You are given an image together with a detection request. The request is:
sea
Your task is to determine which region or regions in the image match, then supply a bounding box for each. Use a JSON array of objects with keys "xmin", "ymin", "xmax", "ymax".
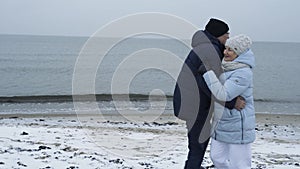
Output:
[{"xmin": 0, "ymin": 34, "xmax": 299, "ymax": 115}]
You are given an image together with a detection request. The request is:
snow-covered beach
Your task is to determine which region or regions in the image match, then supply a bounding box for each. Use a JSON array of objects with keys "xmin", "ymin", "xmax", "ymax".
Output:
[{"xmin": 0, "ymin": 113, "xmax": 299, "ymax": 169}]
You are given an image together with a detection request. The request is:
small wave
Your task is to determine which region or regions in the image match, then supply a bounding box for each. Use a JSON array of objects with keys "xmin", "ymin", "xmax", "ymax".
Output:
[
  {"xmin": 0, "ymin": 94, "xmax": 173, "ymax": 103},
  {"xmin": 1, "ymin": 94, "xmax": 298, "ymax": 104},
  {"xmin": 254, "ymin": 98, "xmax": 300, "ymax": 103}
]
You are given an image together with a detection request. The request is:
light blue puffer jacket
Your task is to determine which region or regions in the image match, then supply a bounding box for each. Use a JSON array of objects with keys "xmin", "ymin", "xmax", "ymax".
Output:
[{"xmin": 203, "ymin": 49, "xmax": 256, "ymax": 144}]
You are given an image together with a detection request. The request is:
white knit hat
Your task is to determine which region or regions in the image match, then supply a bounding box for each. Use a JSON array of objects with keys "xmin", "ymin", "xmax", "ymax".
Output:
[{"xmin": 225, "ymin": 34, "xmax": 252, "ymax": 55}]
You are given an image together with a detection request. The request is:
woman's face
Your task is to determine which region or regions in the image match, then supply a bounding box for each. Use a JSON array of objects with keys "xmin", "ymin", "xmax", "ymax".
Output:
[{"xmin": 223, "ymin": 47, "xmax": 238, "ymax": 61}]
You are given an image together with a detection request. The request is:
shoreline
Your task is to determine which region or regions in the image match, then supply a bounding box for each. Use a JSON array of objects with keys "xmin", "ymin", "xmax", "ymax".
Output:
[
  {"xmin": 0, "ymin": 111, "xmax": 300, "ymax": 118},
  {"xmin": 1, "ymin": 99, "xmax": 299, "ymax": 116},
  {"xmin": 0, "ymin": 113, "xmax": 299, "ymax": 169}
]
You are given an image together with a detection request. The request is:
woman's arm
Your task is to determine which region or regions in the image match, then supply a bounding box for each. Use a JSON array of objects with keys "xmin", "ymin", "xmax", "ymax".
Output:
[
  {"xmin": 196, "ymin": 74, "xmax": 237, "ymax": 109},
  {"xmin": 203, "ymin": 69, "xmax": 251, "ymax": 102}
]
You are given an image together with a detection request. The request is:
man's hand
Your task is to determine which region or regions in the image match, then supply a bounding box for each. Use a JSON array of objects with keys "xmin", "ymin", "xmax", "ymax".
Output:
[{"xmin": 235, "ymin": 96, "xmax": 246, "ymax": 111}]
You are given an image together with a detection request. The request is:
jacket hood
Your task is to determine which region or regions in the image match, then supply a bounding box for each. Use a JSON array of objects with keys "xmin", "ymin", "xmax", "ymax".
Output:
[
  {"xmin": 234, "ymin": 49, "xmax": 255, "ymax": 68},
  {"xmin": 191, "ymin": 30, "xmax": 220, "ymax": 48}
]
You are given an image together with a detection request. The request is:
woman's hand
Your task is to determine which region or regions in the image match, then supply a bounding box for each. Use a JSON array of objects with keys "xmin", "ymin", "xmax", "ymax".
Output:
[{"xmin": 198, "ymin": 64, "xmax": 207, "ymax": 75}]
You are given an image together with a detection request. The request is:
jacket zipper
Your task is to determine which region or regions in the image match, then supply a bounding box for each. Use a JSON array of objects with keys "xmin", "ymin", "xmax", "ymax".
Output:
[
  {"xmin": 214, "ymin": 120, "xmax": 220, "ymax": 141},
  {"xmin": 240, "ymin": 111, "xmax": 244, "ymax": 143}
]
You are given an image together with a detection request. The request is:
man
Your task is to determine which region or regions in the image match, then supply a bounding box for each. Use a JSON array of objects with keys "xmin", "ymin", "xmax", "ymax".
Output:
[{"xmin": 173, "ymin": 18, "xmax": 245, "ymax": 169}]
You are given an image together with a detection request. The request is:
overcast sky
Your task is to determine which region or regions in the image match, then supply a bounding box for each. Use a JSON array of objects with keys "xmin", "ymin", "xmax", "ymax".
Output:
[{"xmin": 1, "ymin": 0, "xmax": 300, "ymax": 42}]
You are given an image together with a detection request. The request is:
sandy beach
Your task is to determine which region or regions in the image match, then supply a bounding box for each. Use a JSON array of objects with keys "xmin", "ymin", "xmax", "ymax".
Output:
[{"xmin": 0, "ymin": 113, "xmax": 299, "ymax": 169}]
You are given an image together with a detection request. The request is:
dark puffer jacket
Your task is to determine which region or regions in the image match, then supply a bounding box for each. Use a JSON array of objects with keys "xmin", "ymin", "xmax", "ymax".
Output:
[{"xmin": 173, "ymin": 30, "xmax": 236, "ymax": 121}]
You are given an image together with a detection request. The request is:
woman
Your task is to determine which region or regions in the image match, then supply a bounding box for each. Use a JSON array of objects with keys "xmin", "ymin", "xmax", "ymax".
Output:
[{"xmin": 202, "ymin": 34, "xmax": 256, "ymax": 169}]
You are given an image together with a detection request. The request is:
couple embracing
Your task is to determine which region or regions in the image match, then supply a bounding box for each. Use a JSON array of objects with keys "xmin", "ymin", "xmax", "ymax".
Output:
[{"xmin": 173, "ymin": 18, "xmax": 256, "ymax": 169}]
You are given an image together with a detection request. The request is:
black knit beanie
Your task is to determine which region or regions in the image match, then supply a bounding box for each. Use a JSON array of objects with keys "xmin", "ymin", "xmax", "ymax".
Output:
[{"xmin": 205, "ymin": 18, "xmax": 229, "ymax": 37}]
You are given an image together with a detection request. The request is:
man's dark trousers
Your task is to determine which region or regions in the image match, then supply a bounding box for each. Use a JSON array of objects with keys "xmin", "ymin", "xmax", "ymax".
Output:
[{"xmin": 184, "ymin": 117, "xmax": 210, "ymax": 169}]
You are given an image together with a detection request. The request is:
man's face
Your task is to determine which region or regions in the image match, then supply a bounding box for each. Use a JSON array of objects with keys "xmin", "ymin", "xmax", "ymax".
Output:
[{"xmin": 217, "ymin": 33, "xmax": 229, "ymax": 45}]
